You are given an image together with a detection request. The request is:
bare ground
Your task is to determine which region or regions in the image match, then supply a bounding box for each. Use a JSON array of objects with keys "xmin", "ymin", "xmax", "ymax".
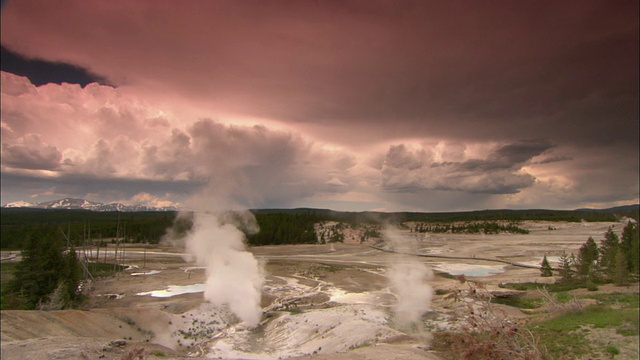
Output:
[{"xmin": 1, "ymin": 220, "xmax": 637, "ymax": 359}]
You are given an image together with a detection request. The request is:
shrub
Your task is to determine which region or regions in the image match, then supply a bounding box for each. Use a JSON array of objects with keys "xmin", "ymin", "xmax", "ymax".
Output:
[
  {"xmin": 605, "ymin": 345, "xmax": 620, "ymax": 356},
  {"xmin": 439, "ymin": 277, "xmax": 548, "ymax": 359}
]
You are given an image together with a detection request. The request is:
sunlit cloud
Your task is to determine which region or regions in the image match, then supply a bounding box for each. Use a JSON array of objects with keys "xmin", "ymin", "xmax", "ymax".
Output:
[{"xmin": 0, "ymin": 1, "xmax": 637, "ymax": 211}]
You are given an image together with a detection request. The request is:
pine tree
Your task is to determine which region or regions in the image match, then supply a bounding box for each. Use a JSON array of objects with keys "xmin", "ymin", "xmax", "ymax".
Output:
[
  {"xmin": 600, "ymin": 227, "xmax": 620, "ymax": 279},
  {"xmin": 614, "ymin": 249, "xmax": 628, "ymax": 286},
  {"xmin": 558, "ymin": 251, "xmax": 574, "ymax": 283},
  {"xmin": 6, "ymin": 225, "xmax": 84, "ymax": 310},
  {"xmin": 620, "ymin": 221, "xmax": 639, "ymax": 276},
  {"xmin": 577, "ymin": 237, "xmax": 599, "ymax": 277},
  {"xmin": 8, "ymin": 226, "xmax": 65, "ymax": 309},
  {"xmin": 61, "ymin": 248, "xmax": 83, "ymax": 306},
  {"xmin": 540, "ymin": 255, "xmax": 553, "ymax": 277}
]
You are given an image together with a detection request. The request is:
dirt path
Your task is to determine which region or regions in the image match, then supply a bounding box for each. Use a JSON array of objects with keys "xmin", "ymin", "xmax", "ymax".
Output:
[{"xmin": 370, "ymin": 244, "xmax": 548, "ymax": 269}]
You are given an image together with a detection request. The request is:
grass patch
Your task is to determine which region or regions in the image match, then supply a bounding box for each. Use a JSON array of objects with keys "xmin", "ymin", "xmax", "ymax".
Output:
[
  {"xmin": 605, "ymin": 345, "xmax": 620, "ymax": 356},
  {"xmin": 90, "ymin": 262, "xmax": 126, "ymax": 277},
  {"xmin": 555, "ymin": 292, "xmax": 572, "ymax": 303},
  {"xmin": 491, "ymin": 296, "xmax": 542, "ymax": 309},
  {"xmin": 321, "ymin": 264, "xmax": 342, "ymax": 273},
  {"xmin": 529, "ymin": 306, "xmax": 639, "ymax": 357},
  {"xmin": 531, "ymin": 306, "xmax": 638, "ymax": 334},
  {"xmin": 501, "ymin": 281, "xmax": 585, "ymax": 292},
  {"xmin": 583, "ymin": 293, "xmax": 639, "ymax": 308}
]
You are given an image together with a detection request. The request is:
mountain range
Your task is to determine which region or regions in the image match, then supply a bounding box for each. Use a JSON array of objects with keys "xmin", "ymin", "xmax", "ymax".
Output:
[
  {"xmin": 2, "ymin": 198, "xmax": 179, "ymax": 212},
  {"xmin": 2, "ymin": 197, "xmax": 638, "ymax": 215}
]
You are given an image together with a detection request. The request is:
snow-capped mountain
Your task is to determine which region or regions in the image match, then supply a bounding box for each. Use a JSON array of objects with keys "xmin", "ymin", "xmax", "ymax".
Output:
[
  {"xmin": 37, "ymin": 198, "xmax": 104, "ymax": 210},
  {"xmin": 2, "ymin": 198, "xmax": 179, "ymax": 212},
  {"xmin": 3, "ymin": 200, "xmax": 38, "ymax": 208}
]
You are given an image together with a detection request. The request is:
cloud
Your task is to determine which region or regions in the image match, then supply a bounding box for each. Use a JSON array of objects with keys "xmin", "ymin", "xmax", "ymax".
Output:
[
  {"xmin": 127, "ymin": 192, "xmax": 180, "ymax": 208},
  {"xmin": 1, "ymin": 1, "xmax": 636, "ymax": 148},
  {"xmin": 0, "ymin": 70, "xmax": 636, "ymax": 211},
  {"xmin": 380, "ymin": 141, "xmax": 551, "ymax": 195},
  {"xmin": 0, "ymin": 72, "xmax": 356, "ymax": 208},
  {"xmin": 484, "ymin": 141, "xmax": 554, "ymax": 169},
  {"xmin": 0, "ymin": 1, "xmax": 637, "ymax": 211},
  {"xmin": 1, "ymin": 133, "xmax": 62, "ymax": 170},
  {"xmin": 177, "ymin": 119, "xmax": 357, "ymax": 209},
  {"xmin": 326, "ymin": 177, "xmax": 348, "ymax": 187},
  {"xmin": 532, "ymin": 155, "xmax": 573, "ymax": 165}
]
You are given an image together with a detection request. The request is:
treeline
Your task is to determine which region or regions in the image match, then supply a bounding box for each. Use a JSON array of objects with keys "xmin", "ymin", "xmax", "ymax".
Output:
[
  {"xmin": 2, "ymin": 225, "xmax": 83, "ymax": 310},
  {"xmin": 254, "ymin": 205, "xmax": 637, "ymax": 224},
  {"xmin": 541, "ymin": 221, "xmax": 639, "ymax": 286},
  {"xmin": 246, "ymin": 213, "xmax": 318, "ymax": 245},
  {"xmin": 2, "ymin": 205, "xmax": 637, "ymax": 250},
  {"xmin": 1, "ymin": 209, "xmax": 177, "ymax": 249},
  {"xmin": 411, "ymin": 221, "xmax": 529, "ymax": 234},
  {"xmin": 1, "ymin": 209, "xmax": 347, "ymax": 249}
]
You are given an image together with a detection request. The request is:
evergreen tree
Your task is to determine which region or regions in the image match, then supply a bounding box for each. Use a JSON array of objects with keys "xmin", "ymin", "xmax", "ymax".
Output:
[
  {"xmin": 614, "ymin": 249, "xmax": 628, "ymax": 286},
  {"xmin": 8, "ymin": 226, "xmax": 65, "ymax": 308},
  {"xmin": 557, "ymin": 251, "xmax": 574, "ymax": 283},
  {"xmin": 577, "ymin": 237, "xmax": 599, "ymax": 277},
  {"xmin": 61, "ymin": 248, "xmax": 83, "ymax": 305},
  {"xmin": 540, "ymin": 255, "xmax": 553, "ymax": 277},
  {"xmin": 7, "ymin": 225, "xmax": 83, "ymax": 309},
  {"xmin": 600, "ymin": 227, "xmax": 620, "ymax": 278},
  {"xmin": 620, "ymin": 221, "xmax": 639, "ymax": 276}
]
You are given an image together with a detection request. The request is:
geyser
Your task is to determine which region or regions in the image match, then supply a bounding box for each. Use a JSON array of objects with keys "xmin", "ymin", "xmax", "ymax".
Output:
[
  {"xmin": 182, "ymin": 211, "xmax": 264, "ymax": 327},
  {"xmin": 384, "ymin": 228, "xmax": 433, "ymax": 327}
]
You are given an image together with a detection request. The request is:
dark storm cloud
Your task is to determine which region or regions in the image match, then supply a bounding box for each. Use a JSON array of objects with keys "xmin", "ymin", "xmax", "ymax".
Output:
[
  {"xmin": 2, "ymin": 1, "xmax": 637, "ymax": 146},
  {"xmin": 458, "ymin": 140, "xmax": 554, "ymax": 171},
  {"xmin": 0, "ymin": 172, "xmax": 202, "ymax": 203},
  {"xmin": 380, "ymin": 141, "xmax": 550, "ymax": 195},
  {"xmin": 0, "ymin": 1, "xmax": 637, "ymax": 210},
  {"xmin": 0, "ymin": 45, "xmax": 109, "ymax": 86},
  {"xmin": 532, "ymin": 155, "xmax": 573, "ymax": 165}
]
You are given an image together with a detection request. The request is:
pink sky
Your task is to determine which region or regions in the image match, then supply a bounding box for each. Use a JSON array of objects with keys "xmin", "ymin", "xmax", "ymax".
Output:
[{"xmin": 1, "ymin": 0, "xmax": 638, "ymax": 211}]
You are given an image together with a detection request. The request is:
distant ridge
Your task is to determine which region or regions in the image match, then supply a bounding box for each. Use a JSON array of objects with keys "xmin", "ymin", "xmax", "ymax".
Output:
[
  {"xmin": 2, "ymin": 197, "xmax": 179, "ymax": 212},
  {"xmin": 251, "ymin": 205, "xmax": 639, "ymax": 223},
  {"xmin": 575, "ymin": 204, "xmax": 639, "ymax": 212},
  {"xmin": 2, "ymin": 198, "xmax": 638, "ymax": 219}
]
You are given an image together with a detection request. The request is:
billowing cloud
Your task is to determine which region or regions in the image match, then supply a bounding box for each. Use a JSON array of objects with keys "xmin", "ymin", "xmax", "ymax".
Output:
[
  {"xmin": 380, "ymin": 141, "xmax": 550, "ymax": 195},
  {"xmin": 1, "ymin": 133, "xmax": 62, "ymax": 170},
  {"xmin": 0, "ymin": 72, "xmax": 356, "ymax": 208},
  {"xmin": 0, "ymin": 1, "xmax": 637, "ymax": 211}
]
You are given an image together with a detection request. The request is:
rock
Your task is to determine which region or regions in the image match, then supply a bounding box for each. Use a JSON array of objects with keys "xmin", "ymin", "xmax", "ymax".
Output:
[
  {"xmin": 110, "ymin": 339, "xmax": 127, "ymax": 347},
  {"xmin": 490, "ymin": 290, "xmax": 526, "ymax": 298}
]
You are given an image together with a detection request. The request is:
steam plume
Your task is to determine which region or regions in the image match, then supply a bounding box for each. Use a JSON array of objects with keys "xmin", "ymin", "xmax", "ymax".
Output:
[
  {"xmin": 182, "ymin": 211, "xmax": 264, "ymax": 327},
  {"xmin": 384, "ymin": 227, "xmax": 433, "ymax": 327}
]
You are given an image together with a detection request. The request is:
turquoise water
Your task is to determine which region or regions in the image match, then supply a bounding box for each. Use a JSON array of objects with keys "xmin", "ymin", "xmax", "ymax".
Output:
[{"xmin": 434, "ymin": 263, "xmax": 505, "ymax": 277}]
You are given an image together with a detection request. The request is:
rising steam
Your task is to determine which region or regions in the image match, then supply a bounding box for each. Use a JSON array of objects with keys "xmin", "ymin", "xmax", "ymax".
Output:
[
  {"xmin": 384, "ymin": 228, "xmax": 433, "ymax": 328},
  {"xmin": 179, "ymin": 211, "xmax": 264, "ymax": 327}
]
